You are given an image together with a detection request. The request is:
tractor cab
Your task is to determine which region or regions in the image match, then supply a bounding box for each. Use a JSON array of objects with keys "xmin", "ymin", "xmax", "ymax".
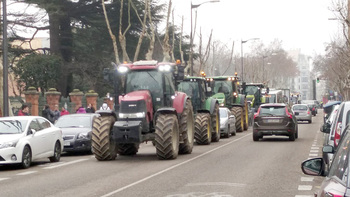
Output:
[
  {"xmin": 242, "ymin": 83, "xmax": 265, "ymax": 111},
  {"xmin": 207, "ymin": 76, "xmax": 239, "ymax": 107}
]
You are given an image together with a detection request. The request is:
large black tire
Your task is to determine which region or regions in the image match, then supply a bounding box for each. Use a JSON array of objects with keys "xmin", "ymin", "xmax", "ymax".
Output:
[
  {"xmin": 223, "ymin": 125, "xmax": 230, "ymax": 138},
  {"xmin": 49, "ymin": 141, "xmax": 61, "ymax": 162},
  {"xmin": 92, "ymin": 116, "xmax": 117, "ymax": 161},
  {"xmin": 231, "ymin": 107, "xmax": 244, "ymax": 132},
  {"xmin": 117, "ymin": 143, "xmax": 139, "ymax": 155},
  {"xmin": 211, "ymin": 103, "xmax": 220, "ymax": 142},
  {"xmin": 195, "ymin": 113, "xmax": 212, "ymax": 145},
  {"xmin": 253, "ymin": 133, "xmax": 259, "ymax": 141},
  {"xmin": 289, "ymin": 132, "xmax": 296, "ymax": 141},
  {"xmin": 243, "ymin": 100, "xmax": 248, "ymax": 131},
  {"xmin": 21, "ymin": 145, "xmax": 31, "ymax": 169},
  {"xmin": 179, "ymin": 99, "xmax": 195, "ymax": 154},
  {"xmin": 155, "ymin": 114, "xmax": 179, "ymax": 160}
]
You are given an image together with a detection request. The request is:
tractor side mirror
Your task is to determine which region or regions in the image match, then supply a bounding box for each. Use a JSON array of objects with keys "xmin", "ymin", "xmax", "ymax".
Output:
[
  {"xmin": 175, "ymin": 65, "xmax": 185, "ymax": 81},
  {"xmin": 242, "ymin": 82, "xmax": 246, "ymax": 94},
  {"xmin": 103, "ymin": 68, "xmax": 111, "ymax": 82}
]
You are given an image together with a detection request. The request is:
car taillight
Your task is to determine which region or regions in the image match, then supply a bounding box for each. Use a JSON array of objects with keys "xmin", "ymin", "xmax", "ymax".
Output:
[
  {"xmin": 307, "ymin": 111, "xmax": 310, "ymax": 114},
  {"xmin": 313, "ymin": 107, "xmax": 315, "ymax": 111},
  {"xmin": 334, "ymin": 122, "xmax": 342, "ymax": 147},
  {"xmin": 285, "ymin": 108, "xmax": 293, "ymax": 119},
  {"xmin": 254, "ymin": 107, "xmax": 261, "ymax": 120},
  {"xmin": 325, "ymin": 192, "xmax": 343, "ymax": 197}
]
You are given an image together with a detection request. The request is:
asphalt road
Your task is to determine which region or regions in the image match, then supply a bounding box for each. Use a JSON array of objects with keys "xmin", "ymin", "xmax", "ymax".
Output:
[{"xmin": 0, "ymin": 111, "xmax": 325, "ymax": 197}]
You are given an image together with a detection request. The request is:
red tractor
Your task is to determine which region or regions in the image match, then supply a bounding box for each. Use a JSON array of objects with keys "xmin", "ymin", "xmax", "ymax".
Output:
[{"xmin": 92, "ymin": 60, "xmax": 194, "ymax": 160}]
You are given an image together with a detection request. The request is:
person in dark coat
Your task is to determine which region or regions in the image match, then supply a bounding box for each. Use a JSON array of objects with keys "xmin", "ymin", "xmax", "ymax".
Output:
[
  {"xmin": 86, "ymin": 103, "xmax": 95, "ymax": 113},
  {"xmin": 53, "ymin": 105, "xmax": 60, "ymax": 123},
  {"xmin": 42, "ymin": 104, "xmax": 55, "ymax": 123}
]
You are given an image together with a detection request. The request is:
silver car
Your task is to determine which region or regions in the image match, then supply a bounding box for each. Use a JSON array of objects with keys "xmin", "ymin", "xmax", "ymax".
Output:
[
  {"xmin": 292, "ymin": 104, "xmax": 312, "ymax": 123},
  {"xmin": 55, "ymin": 113, "xmax": 99, "ymax": 153},
  {"xmin": 219, "ymin": 107, "xmax": 236, "ymax": 138}
]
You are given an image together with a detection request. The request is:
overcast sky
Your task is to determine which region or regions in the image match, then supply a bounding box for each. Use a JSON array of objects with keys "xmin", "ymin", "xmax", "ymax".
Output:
[{"xmin": 168, "ymin": 0, "xmax": 341, "ymax": 56}]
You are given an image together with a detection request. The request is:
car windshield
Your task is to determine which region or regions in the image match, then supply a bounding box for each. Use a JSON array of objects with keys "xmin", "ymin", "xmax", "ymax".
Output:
[
  {"xmin": 260, "ymin": 106, "xmax": 286, "ymax": 116},
  {"xmin": 55, "ymin": 116, "xmax": 92, "ymax": 128},
  {"xmin": 293, "ymin": 105, "xmax": 308, "ymax": 111},
  {"xmin": 0, "ymin": 120, "xmax": 27, "ymax": 134},
  {"xmin": 219, "ymin": 109, "xmax": 228, "ymax": 118}
]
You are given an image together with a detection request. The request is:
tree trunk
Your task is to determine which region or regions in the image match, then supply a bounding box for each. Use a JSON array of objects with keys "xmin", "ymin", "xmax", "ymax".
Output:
[
  {"xmin": 133, "ymin": 0, "xmax": 149, "ymax": 62},
  {"xmin": 145, "ymin": 1, "xmax": 155, "ymax": 60},
  {"xmin": 162, "ymin": 0, "xmax": 172, "ymax": 62},
  {"xmin": 119, "ymin": 0, "xmax": 130, "ymax": 62}
]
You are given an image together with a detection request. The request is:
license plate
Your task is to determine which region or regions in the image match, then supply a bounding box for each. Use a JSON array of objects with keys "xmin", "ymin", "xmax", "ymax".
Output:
[
  {"xmin": 64, "ymin": 141, "xmax": 70, "ymax": 146},
  {"xmin": 267, "ymin": 119, "xmax": 280, "ymax": 123}
]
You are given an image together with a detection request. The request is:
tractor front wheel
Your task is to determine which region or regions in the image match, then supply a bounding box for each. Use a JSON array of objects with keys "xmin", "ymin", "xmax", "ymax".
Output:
[
  {"xmin": 231, "ymin": 107, "xmax": 244, "ymax": 132},
  {"xmin": 211, "ymin": 103, "xmax": 220, "ymax": 142},
  {"xmin": 194, "ymin": 113, "xmax": 212, "ymax": 145},
  {"xmin": 155, "ymin": 114, "xmax": 179, "ymax": 160},
  {"xmin": 92, "ymin": 116, "xmax": 117, "ymax": 161}
]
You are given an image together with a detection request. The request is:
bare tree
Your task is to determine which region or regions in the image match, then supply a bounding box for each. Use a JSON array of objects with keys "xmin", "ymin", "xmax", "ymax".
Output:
[
  {"xmin": 145, "ymin": 0, "xmax": 156, "ymax": 60},
  {"xmin": 179, "ymin": 16, "xmax": 185, "ymax": 65},
  {"xmin": 133, "ymin": 0, "xmax": 149, "ymax": 62},
  {"xmin": 102, "ymin": 0, "xmax": 120, "ymax": 64},
  {"xmin": 119, "ymin": 0, "xmax": 131, "ymax": 62},
  {"xmin": 198, "ymin": 28, "xmax": 212, "ymax": 74},
  {"xmin": 162, "ymin": 0, "xmax": 172, "ymax": 62}
]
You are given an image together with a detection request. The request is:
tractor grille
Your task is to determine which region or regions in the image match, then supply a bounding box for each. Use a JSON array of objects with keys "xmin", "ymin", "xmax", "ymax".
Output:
[{"xmin": 120, "ymin": 100, "xmax": 146, "ymax": 114}]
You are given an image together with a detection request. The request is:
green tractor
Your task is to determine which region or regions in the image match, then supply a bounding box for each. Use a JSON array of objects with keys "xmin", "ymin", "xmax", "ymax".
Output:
[
  {"xmin": 242, "ymin": 83, "xmax": 266, "ymax": 112},
  {"xmin": 207, "ymin": 76, "xmax": 248, "ymax": 132},
  {"xmin": 177, "ymin": 76, "xmax": 220, "ymax": 145}
]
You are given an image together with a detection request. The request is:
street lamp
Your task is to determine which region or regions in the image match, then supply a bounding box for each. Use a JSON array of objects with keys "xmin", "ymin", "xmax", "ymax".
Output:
[
  {"xmin": 262, "ymin": 55, "xmax": 268, "ymax": 82},
  {"xmin": 190, "ymin": 0, "xmax": 220, "ymax": 76},
  {"xmin": 240, "ymin": 38, "xmax": 259, "ymax": 82},
  {"xmin": 2, "ymin": 0, "xmax": 9, "ymax": 116}
]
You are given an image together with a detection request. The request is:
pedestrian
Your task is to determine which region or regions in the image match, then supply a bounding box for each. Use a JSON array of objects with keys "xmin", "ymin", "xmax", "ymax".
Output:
[
  {"xmin": 100, "ymin": 103, "xmax": 110, "ymax": 110},
  {"xmin": 86, "ymin": 103, "xmax": 95, "ymax": 113},
  {"xmin": 42, "ymin": 104, "xmax": 55, "ymax": 123},
  {"xmin": 60, "ymin": 106, "xmax": 70, "ymax": 116},
  {"xmin": 76, "ymin": 106, "xmax": 86, "ymax": 113},
  {"xmin": 18, "ymin": 104, "xmax": 29, "ymax": 116},
  {"xmin": 53, "ymin": 105, "xmax": 60, "ymax": 123}
]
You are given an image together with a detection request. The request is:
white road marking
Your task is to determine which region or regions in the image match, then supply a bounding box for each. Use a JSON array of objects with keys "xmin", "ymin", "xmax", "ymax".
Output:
[
  {"xmin": 295, "ymin": 195, "xmax": 313, "ymax": 197},
  {"xmin": 311, "ymin": 147, "xmax": 319, "ymax": 150},
  {"xmin": 16, "ymin": 171, "xmax": 37, "ymax": 176},
  {"xmin": 186, "ymin": 182, "xmax": 246, "ymax": 187},
  {"xmin": 308, "ymin": 153, "xmax": 318, "ymax": 157},
  {"xmin": 310, "ymin": 150, "xmax": 319, "ymax": 153},
  {"xmin": 43, "ymin": 159, "xmax": 88, "ymax": 169},
  {"xmin": 298, "ymin": 185, "xmax": 312, "ymax": 190},
  {"xmin": 38, "ymin": 161, "xmax": 65, "ymax": 167},
  {"xmin": 100, "ymin": 133, "xmax": 252, "ymax": 197},
  {"xmin": 301, "ymin": 177, "xmax": 314, "ymax": 182},
  {"xmin": 0, "ymin": 178, "xmax": 10, "ymax": 182}
]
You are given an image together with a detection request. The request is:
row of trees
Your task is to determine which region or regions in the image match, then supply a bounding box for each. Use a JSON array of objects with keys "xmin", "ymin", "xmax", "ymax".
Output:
[{"xmin": 312, "ymin": 0, "xmax": 350, "ymax": 100}]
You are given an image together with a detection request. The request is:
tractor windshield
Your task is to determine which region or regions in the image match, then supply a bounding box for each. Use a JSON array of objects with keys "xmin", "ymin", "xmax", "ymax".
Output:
[
  {"xmin": 213, "ymin": 81, "xmax": 232, "ymax": 95},
  {"xmin": 125, "ymin": 70, "xmax": 163, "ymax": 99},
  {"xmin": 178, "ymin": 81, "xmax": 199, "ymax": 100},
  {"xmin": 245, "ymin": 86, "xmax": 258, "ymax": 95}
]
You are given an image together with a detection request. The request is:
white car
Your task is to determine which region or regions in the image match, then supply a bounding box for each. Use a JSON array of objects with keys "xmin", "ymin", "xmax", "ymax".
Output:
[
  {"xmin": 219, "ymin": 107, "xmax": 236, "ymax": 138},
  {"xmin": 0, "ymin": 116, "xmax": 63, "ymax": 168}
]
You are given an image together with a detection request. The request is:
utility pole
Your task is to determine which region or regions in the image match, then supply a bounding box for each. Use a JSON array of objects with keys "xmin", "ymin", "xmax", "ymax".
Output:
[{"xmin": 2, "ymin": 0, "xmax": 9, "ymax": 116}]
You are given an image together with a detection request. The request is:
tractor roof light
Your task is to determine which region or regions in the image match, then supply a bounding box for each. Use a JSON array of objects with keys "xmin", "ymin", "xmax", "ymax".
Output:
[
  {"xmin": 228, "ymin": 77, "xmax": 232, "ymax": 81},
  {"xmin": 233, "ymin": 92, "xmax": 238, "ymax": 97},
  {"xmin": 235, "ymin": 72, "xmax": 238, "ymax": 76},
  {"xmin": 158, "ymin": 64, "xmax": 172, "ymax": 72},
  {"xmin": 200, "ymin": 71, "xmax": 206, "ymax": 77},
  {"xmin": 237, "ymin": 82, "xmax": 240, "ymax": 85},
  {"xmin": 117, "ymin": 66, "xmax": 129, "ymax": 74}
]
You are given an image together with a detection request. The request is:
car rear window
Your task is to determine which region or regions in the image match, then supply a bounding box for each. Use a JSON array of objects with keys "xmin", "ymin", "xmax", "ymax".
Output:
[
  {"xmin": 219, "ymin": 109, "xmax": 228, "ymax": 118},
  {"xmin": 260, "ymin": 106, "xmax": 286, "ymax": 116},
  {"xmin": 293, "ymin": 105, "xmax": 308, "ymax": 111}
]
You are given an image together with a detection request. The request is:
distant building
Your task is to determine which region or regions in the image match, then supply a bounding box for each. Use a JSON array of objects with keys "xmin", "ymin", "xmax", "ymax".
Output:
[{"xmin": 288, "ymin": 49, "xmax": 313, "ymax": 100}]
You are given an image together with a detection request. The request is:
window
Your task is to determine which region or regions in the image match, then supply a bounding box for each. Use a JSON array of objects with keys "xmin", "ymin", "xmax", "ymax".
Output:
[
  {"xmin": 328, "ymin": 131, "xmax": 350, "ymax": 182},
  {"xmin": 37, "ymin": 118, "xmax": 51, "ymax": 129},
  {"xmin": 259, "ymin": 106, "xmax": 286, "ymax": 116},
  {"xmin": 29, "ymin": 120, "xmax": 42, "ymax": 132}
]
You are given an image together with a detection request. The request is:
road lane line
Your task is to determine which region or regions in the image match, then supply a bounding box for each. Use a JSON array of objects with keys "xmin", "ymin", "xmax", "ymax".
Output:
[
  {"xmin": 43, "ymin": 159, "xmax": 88, "ymax": 169},
  {"xmin": 186, "ymin": 182, "xmax": 246, "ymax": 187},
  {"xmin": 295, "ymin": 195, "xmax": 313, "ymax": 197},
  {"xmin": 310, "ymin": 150, "xmax": 319, "ymax": 153},
  {"xmin": 16, "ymin": 171, "xmax": 37, "ymax": 176},
  {"xmin": 308, "ymin": 153, "xmax": 318, "ymax": 157},
  {"xmin": 0, "ymin": 178, "xmax": 10, "ymax": 182},
  {"xmin": 100, "ymin": 133, "xmax": 252, "ymax": 197},
  {"xmin": 298, "ymin": 185, "xmax": 312, "ymax": 190},
  {"xmin": 310, "ymin": 147, "xmax": 319, "ymax": 150},
  {"xmin": 301, "ymin": 177, "xmax": 314, "ymax": 182}
]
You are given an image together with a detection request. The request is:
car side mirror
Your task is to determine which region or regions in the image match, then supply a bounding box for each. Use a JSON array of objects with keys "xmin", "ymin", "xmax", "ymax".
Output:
[
  {"xmin": 301, "ymin": 158, "xmax": 324, "ymax": 176},
  {"xmin": 320, "ymin": 123, "xmax": 331, "ymax": 134},
  {"xmin": 29, "ymin": 129, "xmax": 36, "ymax": 135},
  {"xmin": 322, "ymin": 145, "xmax": 334, "ymax": 154}
]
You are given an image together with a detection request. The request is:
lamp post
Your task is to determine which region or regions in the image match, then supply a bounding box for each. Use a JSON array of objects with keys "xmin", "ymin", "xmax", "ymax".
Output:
[
  {"xmin": 2, "ymin": 0, "xmax": 9, "ymax": 116},
  {"xmin": 240, "ymin": 38, "xmax": 259, "ymax": 82},
  {"xmin": 262, "ymin": 55, "xmax": 268, "ymax": 82},
  {"xmin": 190, "ymin": 0, "xmax": 219, "ymax": 76}
]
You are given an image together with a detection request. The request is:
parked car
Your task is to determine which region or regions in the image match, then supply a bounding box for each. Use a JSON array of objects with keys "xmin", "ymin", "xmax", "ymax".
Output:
[
  {"xmin": 320, "ymin": 104, "xmax": 340, "ymax": 171},
  {"xmin": 55, "ymin": 113, "xmax": 99, "ymax": 153},
  {"xmin": 328, "ymin": 101, "xmax": 350, "ymax": 149},
  {"xmin": 292, "ymin": 104, "xmax": 312, "ymax": 123},
  {"xmin": 323, "ymin": 101, "xmax": 342, "ymax": 123},
  {"xmin": 253, "ymin": 103, "xmax": 298, "ymax": 141},
  {"xmin": 219, "ymin": 107, "xmax": 236, "ymax": 138},
  {"xmin": 301, "ymin": 125, "xmax": 350, "ymax": 197},
  {"xmin": 0, "ymin": 116, "xmax": 63, "ymax": 168}
]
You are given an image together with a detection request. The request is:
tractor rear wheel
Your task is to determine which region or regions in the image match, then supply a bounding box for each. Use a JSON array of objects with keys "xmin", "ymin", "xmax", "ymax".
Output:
[
  {"xmin": 92, "ymin": 116, "xmax": 117, "ymax": 161},
  {"xmin": 211, "ymin": 103, "xmax": 220, "ymax": 142},
  {"xmin": 155, "ymin": 114, "xmax": 179, "ymax": 160},
  {"xmin": 194, "ymin": 113, "xmax": 212, "ymax": 145},
  {"xmin": 179, "ymin": 99, "xmax": 194, "ymax": 154},
  {"xmin": 117, "ymin": 143, "xmax": 139, "ymax": 155},
  {"xmin": 231, "ymin": 107, "xmax": 244, "ymax": 132}
]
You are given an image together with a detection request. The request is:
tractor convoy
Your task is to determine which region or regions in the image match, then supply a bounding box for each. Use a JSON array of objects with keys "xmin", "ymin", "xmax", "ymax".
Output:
[{"xmin": 91, "ymin": 60, "xmax": 255, "ymax": 161}]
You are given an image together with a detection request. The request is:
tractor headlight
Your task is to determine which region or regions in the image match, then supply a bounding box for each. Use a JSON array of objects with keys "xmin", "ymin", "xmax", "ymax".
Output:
[
  {"xmin": 119, "ymin": 112, "xmax": 145, "ymax": 119},
  {"xmin": 0, "ymin": 140, "xmax": 18, "ymax": 149},
  {"xmin": 117, "ymin": 66, "xmax": 128, "ymax": 73},
  {"xmin": 158, "ymin": 65, "xmax": 172, "ymax": 72}
]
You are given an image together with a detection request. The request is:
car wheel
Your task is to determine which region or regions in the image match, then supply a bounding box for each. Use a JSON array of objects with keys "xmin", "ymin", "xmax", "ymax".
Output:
[
  {"xmin": 289, "ymin": 132, "xmax": 296, "ymax": 141},
  {"xmin": 49, "ymin": 141, "xmax": 61, "ymax": 162},
  {"xmin": 253, "ymin": 133, "xmax": 259, "ymax": 141},
  {"xmin": 21, "ymin": 145, "xmax": 31, "ymax": 169}
]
